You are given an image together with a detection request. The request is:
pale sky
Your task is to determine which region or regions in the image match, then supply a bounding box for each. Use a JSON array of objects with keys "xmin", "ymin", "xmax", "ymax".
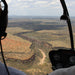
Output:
[{"xmin": 4, "ymin": 0, "xmax": 75, "ymax": 16}]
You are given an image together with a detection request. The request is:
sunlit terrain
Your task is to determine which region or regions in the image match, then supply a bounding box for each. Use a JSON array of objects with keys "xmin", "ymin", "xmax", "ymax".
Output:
[{"xmin": 0, "ymin": 16, "xmax": 75, "ymax": 75}]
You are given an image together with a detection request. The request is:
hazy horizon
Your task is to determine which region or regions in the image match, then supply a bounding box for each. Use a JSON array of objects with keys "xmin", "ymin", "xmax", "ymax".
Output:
[{"xmin": 8, "ymin": 15, "xmax": 75, "ymax": 19}]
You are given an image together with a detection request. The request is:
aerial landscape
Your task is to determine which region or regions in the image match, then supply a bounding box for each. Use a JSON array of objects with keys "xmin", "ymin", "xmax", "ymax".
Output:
[
  {"xmin": 0, "ymin": 16, "xmax": 75, "ymax": 75},
  {"xmin": 0, "ymin": 0, "xmax": 74, "ymax": 74}
]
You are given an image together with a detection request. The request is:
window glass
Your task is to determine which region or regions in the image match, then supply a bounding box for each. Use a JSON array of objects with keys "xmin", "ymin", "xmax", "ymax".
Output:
[{"xmin": 0, "ymin": 0, "xmax": 75, "ymax": 75}]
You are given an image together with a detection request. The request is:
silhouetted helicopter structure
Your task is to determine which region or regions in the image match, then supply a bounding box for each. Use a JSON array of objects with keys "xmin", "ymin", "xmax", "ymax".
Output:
[{"xmin": 49, "ymin": 0, "xmax": 75, "ymax": 71}]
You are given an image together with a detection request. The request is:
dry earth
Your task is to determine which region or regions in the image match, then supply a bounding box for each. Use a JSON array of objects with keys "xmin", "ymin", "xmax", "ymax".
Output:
[{"xmin": 1, "ymin": 34, "xmax": 34, "ymax": 60}]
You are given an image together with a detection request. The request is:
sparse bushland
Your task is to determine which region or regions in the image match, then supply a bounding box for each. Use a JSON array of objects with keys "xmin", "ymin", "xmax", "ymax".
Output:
[{"xmin": 0, "ymin": 17, "xmax": 75, "ymax": 75}]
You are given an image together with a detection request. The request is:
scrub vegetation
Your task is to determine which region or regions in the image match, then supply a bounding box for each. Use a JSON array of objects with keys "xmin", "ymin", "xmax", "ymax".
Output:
[{"xmin": 0, "ymin": 16, "xmax": 75, "ymax": 75}]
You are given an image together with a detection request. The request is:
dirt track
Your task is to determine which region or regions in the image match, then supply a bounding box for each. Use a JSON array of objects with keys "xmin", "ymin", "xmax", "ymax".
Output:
[{"xmin": 38, "ymin": 49, "xmax": 46, "ymax": 65}]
